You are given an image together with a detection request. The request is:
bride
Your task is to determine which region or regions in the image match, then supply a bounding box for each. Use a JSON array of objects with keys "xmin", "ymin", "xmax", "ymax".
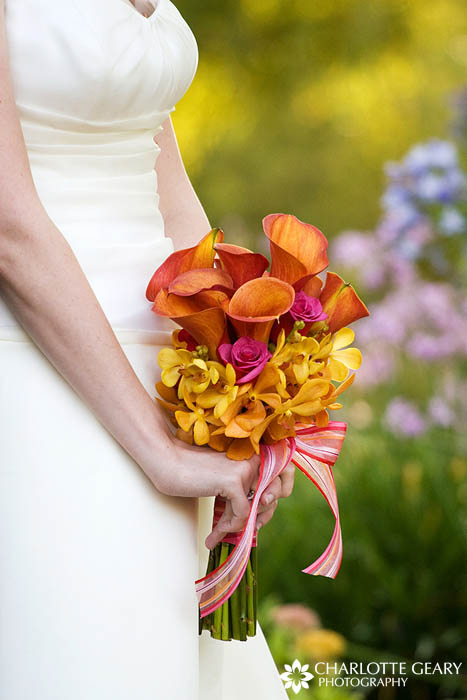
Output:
[{"xmin": 0, "ymin": 0, "xmax": 293, "ymax": 697}]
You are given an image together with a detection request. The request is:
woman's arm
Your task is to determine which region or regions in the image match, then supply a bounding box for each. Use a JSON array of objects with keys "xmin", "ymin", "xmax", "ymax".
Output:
[
  {"xmin": 153, "ymin": 116, "xmax": 296, "ymax": 535},
  {"xmin": 155, "ymin": 115, "xmax": 212, "ymax": 249},
  {"xmin": 0, "ymin": 7, "xmax": 261, "ymax": 544}
]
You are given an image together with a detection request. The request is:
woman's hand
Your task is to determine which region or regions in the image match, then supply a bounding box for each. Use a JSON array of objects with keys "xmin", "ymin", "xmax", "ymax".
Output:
[
  {"xmin": 150, "ymin": 435, "xmax": 296, "ymax": 550},
  {"xmin": 254, "ymin": 462, "xmax": 296, "ymax": 531},
  {"xmin": 150, "ymin": 438, "xmax": 258, "ymax": 548}
]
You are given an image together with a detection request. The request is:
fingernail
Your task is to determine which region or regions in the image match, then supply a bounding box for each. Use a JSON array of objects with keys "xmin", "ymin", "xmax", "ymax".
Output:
[
  {"xmin": 256, "ymin": 521, "xmax": 262, "ymax": 531},
  {"xmin": 264, "ymin": 494, "xmax": 274, "ymax": 505}
]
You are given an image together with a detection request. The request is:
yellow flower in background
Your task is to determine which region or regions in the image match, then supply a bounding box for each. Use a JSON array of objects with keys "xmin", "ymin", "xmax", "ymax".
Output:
[
  {"xmin": 327, "ymin": 327, "xmax": 362, "ymax": 382},
  {"xmin": 296, "ymin": 628, "xmax": 346, "ymax": 661}
]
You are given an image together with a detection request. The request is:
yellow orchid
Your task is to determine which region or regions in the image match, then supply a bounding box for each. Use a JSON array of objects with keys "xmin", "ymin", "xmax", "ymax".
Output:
[
  {"xmin": 178, "ymin": 357, "xmax": 220, "ymax": 398},
  {"xmin": 158, "ymin": 347, "xmax": 193, "ymax": 387},
  {"xmin": 327, "ymin": 327, "xmax": 362, "ymax": 382},
  {"xmin": 274, "ymin": 377, "xmax": 330, "ymax": 420},
  {"xmin": 249, "ymin": 376, "xmax": 331, "ymax": 452},
  {"xmin": 195, "ymin": 362, "xmax": 239, "ymax": 419},
  {"xmin": 175, "ymin": 388, "xmax": 212, "ymax": 446},
  {"xmin": 270, "ymin": 329, "xmax": 323, "ymax": 394}
]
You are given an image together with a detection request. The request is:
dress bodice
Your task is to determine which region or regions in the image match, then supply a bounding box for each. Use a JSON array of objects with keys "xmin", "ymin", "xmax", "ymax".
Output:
[{"xmin": 1, "ymin": 0, "xmax": 198, "ymax": 332}]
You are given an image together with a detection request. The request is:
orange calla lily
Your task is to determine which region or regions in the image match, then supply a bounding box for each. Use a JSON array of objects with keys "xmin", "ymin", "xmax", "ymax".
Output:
[
  {"xmin": 319, "ymin": 272, "xmax": 369, "ymax": 333},
  {"xmin": 215, "ymin": 243, "xmax": 269, "ymax": 289},
  {"xmin": 263, "ymin": 213, "xmax": 328, "ymax": 289},
  {"xmin": 226, "ymin": 277, "xmax": 295, "ymax": 344},
  {"xmin": 302, "ymin": 276, "xmax": 323, "ymax": 297},
  {"xmin": 168, "ymin": 268, "xmax": 234, "ymax": 297},
  {"xmin": 152, "ymin": 289, "xmax": 227, "ymax": 358},
  {"xmin": 146, "ymin": 228, "xmax": 224, "ymax": 302}
]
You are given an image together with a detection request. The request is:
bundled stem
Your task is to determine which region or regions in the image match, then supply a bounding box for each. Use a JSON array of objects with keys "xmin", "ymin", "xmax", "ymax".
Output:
[{"xmin": 199, "ymin": 542, "xmax": 258, "ymax": 642}]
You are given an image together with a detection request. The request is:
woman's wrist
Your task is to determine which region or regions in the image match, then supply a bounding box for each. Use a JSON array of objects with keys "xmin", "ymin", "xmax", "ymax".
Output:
[{"xmin": 133, "ymin": 406, "xmax": 177, "ymax": 490}]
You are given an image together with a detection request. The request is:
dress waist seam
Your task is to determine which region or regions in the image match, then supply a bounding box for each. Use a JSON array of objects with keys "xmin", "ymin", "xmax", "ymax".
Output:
[{"xmin": 0, "ymin": 325, "xmax": 174, "ymax": 345}]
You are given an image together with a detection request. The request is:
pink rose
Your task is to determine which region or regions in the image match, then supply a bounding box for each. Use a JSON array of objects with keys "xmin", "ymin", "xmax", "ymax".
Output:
[
  {"xmin": 218, "ymin": 337, "xmax": 271, "ymax": 384},
  {"xmin": 290, "ymin": 291, "xmax": 327, "ymax": 323}
]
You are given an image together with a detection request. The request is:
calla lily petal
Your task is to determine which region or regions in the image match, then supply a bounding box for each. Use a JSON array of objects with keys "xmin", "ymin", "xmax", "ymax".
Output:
[
  {"xmin": 263, "ymin": 213, "xmax": 328, "ymax": 287},
  {"xmin": 152, "ymin": 288, "xmax": 228, "ymax": 317},
  {"xmin": 302, "ymin": 276, "xmax": 323, "ymax": 297},
  {"xmin": 168, "ymin": 268, "xmax": 234, "ymax": 297},
  {"xmin": 152, "ymin": 289, "xmax": 227, "ymax": 358},
  {"xmin": 320, "ymin": 272, "xmax": 369, "ymax": 333},
  {"xmin": 227, "ymin": 277, "xmax": 295, "ymax": 342},
  {"xmin": 146, "ymin": 228, "xmax": 224, "ymax": 301},
  {"xmin": 215, "ymin": 243, "xmax": 269, "ymax": 289}
]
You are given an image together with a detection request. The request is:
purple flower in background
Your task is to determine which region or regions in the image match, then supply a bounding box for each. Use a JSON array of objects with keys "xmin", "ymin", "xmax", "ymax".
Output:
[
  {"xmin": 439, "ymin": 207, "xmax": 465, "ymax": 235},
  {"xmin": 218, "ymin": 337, "xmax": 271, "ymax": 384},
  {"xmin": 385, "ymin": 398, "xmax": 427, "ymax": 437},
  {"xmin": 290, "ymin": 291, "xmax": 327, "ymax": 323},
  {"xmin": 428, "ymin": 397, "xmax": 455, "ymax": 427},
  {"xmin": 403, "ymin": 140, "xmax": 458, "ymax": 174},
  {"xmin": 330, "ymin": 136, "xmax": 467, "ymax": 431}
]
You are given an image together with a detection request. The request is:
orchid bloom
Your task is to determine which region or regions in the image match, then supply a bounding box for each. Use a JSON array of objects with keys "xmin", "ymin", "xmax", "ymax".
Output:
[
  {"xmin": 158, "ymin": 347, "xmax": 193, "ymax": 387},
  {"xmin": 272, "ymin": 333, "xmax": 321, "ymax": 386},
  {"xmin": 175, "ymin": 388, "xmax": 214, "ymax": 446},
  {"xmin": 327, "ymin": 328, "xmax": 362, "ymax": 382},
  {"xmin": 178, "ymin": 358, "xmax": 220, "ymax": 398},
  {"xmin": 195, "ymin": 362, "xmax": 239, "ymax": 419}
]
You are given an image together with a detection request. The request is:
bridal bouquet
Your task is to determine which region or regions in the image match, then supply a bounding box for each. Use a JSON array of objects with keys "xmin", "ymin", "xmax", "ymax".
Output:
[{"xmin": 146, "ymin": 214, "xmax": 369, "ymax": 641}]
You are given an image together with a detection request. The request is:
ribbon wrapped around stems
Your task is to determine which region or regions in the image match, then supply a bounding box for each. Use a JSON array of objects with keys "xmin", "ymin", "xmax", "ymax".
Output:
[{"xmin": 196, "ymin": 421, "xmax": 347, "ymax": 618}]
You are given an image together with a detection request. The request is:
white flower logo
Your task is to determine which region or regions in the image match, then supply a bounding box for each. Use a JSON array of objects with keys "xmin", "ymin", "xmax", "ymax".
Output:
[{"xmin": 280, "ymin": 659, "xmax": 314, "ymax": 694}]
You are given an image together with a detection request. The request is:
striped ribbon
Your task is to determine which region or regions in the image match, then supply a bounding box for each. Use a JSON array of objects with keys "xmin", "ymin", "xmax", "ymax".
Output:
[{"xmin": 196, "ymin": 421, "xmax": 347, "ymax": 618}]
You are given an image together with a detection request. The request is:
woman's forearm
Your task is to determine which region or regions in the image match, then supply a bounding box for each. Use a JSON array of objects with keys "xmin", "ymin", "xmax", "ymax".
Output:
[
  {"xmin": 155, "ymin": 116, "xmax": 212, "ymax": 249},
  {"xmin": 0, "ymin": 208, "xmax": 172, "ymax": 483}
]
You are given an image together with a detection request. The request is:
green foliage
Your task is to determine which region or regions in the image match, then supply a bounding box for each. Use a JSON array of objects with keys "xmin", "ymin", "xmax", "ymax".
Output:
[
  {"xmin": 174, "ymin": 0, "xmax": 467, "ymax": 243},
  {"xmin": 171, "ymin": 4, "xmax": 467, "ymax": 695},
  {"xmin": 258, "ymin": 423, "xmax": 467, "ymax": 695}
]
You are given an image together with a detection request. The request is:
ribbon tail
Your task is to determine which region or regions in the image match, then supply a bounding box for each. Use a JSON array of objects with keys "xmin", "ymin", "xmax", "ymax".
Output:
[
  {"xmin": 195, "ymin": 439, "xmax": 295, "ymax": 618},
  {"xmin": 293, "ymin": 421, "xmax": 347, "ymax": 579}
]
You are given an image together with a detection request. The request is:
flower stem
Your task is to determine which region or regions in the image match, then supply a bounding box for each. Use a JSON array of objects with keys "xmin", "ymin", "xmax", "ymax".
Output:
[
  {"xmin": 239, "ymin": 570, "xmax": 247, "ymax": 641},
  {"xmin": 229, "ymin": 560, "xmax": 241, "ymax": 640},
  {"xmin": 220, "ymin": 543, "xmax": 231, "ymax": 640},
  {"xmin": 212, "ymin": 542, "xmax": 230, "ymax": 640},
  {"xmin": 246, "ymin": 549, "xmax": 257, "ymax": 637},
  {"xmin": 211, "ymin": 543, "xmax": 224, "ymax": 639}
]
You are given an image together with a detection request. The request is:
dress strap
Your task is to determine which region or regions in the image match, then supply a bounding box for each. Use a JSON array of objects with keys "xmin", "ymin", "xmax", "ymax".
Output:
[{"xmin": 128, "ymin": 0, "xmax": 158, "ymax": 18}]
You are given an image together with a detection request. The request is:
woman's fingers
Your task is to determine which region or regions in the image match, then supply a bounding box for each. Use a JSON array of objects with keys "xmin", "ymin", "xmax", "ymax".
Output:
[
  {"xmin": 205, "ymin": 456, "xmax": 259, "ymax": 549},
  {"xmin": 205, "ymin": 499, "xmax": 249, "ymax": 550},
  {"xmin": 278, "ymin": 463, "xmax": 295, "ymax": 498},
  {"xmin": 258, "ymin": 475, "xmax": 282, "ymax": 512},
  {"xmin": 256, "ymin": 499, "xmax": 278, "ymax": 530}
]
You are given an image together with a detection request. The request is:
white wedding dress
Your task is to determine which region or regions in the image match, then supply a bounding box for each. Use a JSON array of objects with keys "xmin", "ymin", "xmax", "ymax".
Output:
[
  {"xmin": 0, "ymin": 0, "xmax": 286, "ymax": 700},
  {"xmin": 0, "ymin": 1, "xmax": 288, "ymax": 698}
]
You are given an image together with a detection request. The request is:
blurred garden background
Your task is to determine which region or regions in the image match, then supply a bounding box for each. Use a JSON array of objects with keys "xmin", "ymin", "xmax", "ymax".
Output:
[{"xmin": 173, "ymin": 1, "xmax": 467, "ymax": 697}]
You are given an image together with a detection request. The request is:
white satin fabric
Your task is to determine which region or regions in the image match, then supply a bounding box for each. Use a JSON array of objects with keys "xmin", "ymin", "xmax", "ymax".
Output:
[
  {"xmin": 0, "ymin": 1, "xmax": 287, "ymax": 697},
  {"xmin": 2, "ymin": 0, "xmax": 198, "ymax": 332}
]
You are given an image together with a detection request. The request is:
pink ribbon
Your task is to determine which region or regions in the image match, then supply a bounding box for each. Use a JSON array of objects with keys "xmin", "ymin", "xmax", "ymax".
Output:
[{"xmin": 196, "ymin": 421, "xmax": 347, "ymax": 617}]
